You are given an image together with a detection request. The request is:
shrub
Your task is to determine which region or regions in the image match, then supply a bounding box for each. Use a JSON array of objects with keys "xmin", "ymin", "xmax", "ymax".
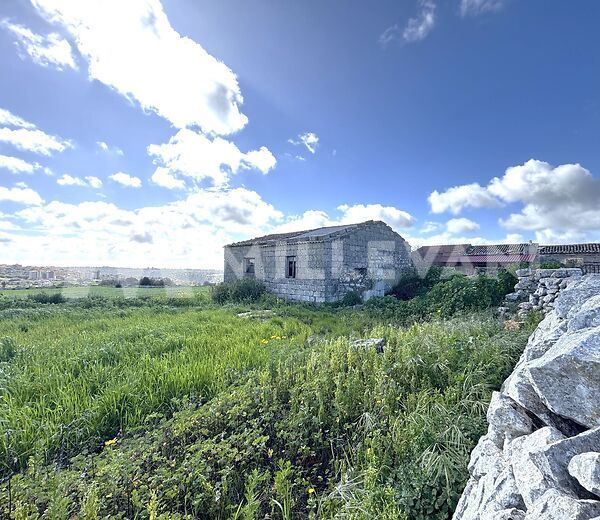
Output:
[
  {"xmin": 211, "ymin": 278, "xmax": 266, "ymax": 304},
  {"xmin": 539, "ymin": 260, "xmax": 562, "ymax": 269},
  {"xmin": 26, "ymin": 292, "xmax": 66, "ymax": 304},
  {"xmin": 496, "ymin": 268, "xmax": 518, "ymax": 296},
  {"xmin": 340, "ymin": 290, "xmax": 362, "ymax": 306},
  {"xmin": 387, "ymin": 266, "xmax": 447, "ymax": 301}
]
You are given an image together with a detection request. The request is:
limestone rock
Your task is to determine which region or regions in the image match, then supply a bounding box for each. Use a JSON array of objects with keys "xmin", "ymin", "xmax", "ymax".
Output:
[
  {"xmin": 568, "ymin": 296, "xmax": 600, "ymax": 333},
  {"xmin": 528, "ymin": 329, "xmax": 600, "ymax": 429},
  {"xmin": 524, "ymin": 489, "xmax": 600, "ymax": 520},
  {"xmin": 569, "ymin": 452, "xmax": 600, "ymax": 497},
  {"xmin": 555, "ymin": 274, "xmax": 600, "ymax": 319},
  {"xmin": 510, "ymin": 427, "xmax": 566, "ymax": 508},
  {"xmin": 482, "ymin": 509, "xmax": 525, "ymax": 520},
  {"xmin": 487, "ymin": 392, "xmax": 533, "ymax": 443}
]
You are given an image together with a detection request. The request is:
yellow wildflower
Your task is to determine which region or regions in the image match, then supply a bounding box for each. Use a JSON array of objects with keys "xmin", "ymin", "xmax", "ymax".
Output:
[
  {"xmin": 308, "ymin": 488, "xmax": 315, "ymax": 494},
  {"xmin": 104, "ymin": 437, "xmax": 117, "ymax": 446}
]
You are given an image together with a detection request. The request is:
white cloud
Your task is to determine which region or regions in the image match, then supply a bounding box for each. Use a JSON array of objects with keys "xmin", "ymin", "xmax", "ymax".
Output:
[
  {"xmin": 0, "ymin": 108, "xmax": 36, "ymax": 129},
  {"xmin": 7, "ymin": 187, "xmax": 282, "ymax": 267},
  {"xmin": 86, "ymin": 176, "xmax": 103, "ymax": 189},
  {"xmin": 2, "ymin": 21, "xmax": 76, "ymax": 70},
  {"xmin": 148, "ymin": 129, "xmax": 276, "ymax": 188},
  {"xmin": 420, "ymin": 221, "xmax": 442, "ymax": 234},
  {"xmin": 96, "ymin": 140, "xmax": 124, "ymax": 155},
  {"xmin": 151, "ymin": 167, "xmax": 186, "ymax": 190},
  {"xmin": 403, "ymin": 0, "xmax": 436, "ymax": 42},
  {"xmin": 109, "ymin": 172, "xmax": 142, "ymax": 188},
  {"xmin": 378, "ymin": 24, "xmax": 401, "ymax": 48},
  {"xmin": 429, "ymin": 182, "xmax": 500, "ymax": 214},
  {"xmin": 0, "ymin": 127, "xmax": 72, "ymax": 156},
  {"xmin": 0, "ymin": 185, "xmax": 43, "ymax": 205},
  {"xmin": 30, "ymin": 0, "xmax": 247, "ymax": 134},
  {"xmin": 273, "ymin": 203, "xmax": 415, "ymax": 235},
  {"xmin": 57, "ymin": 173, "xmax": 87, "ymax": 186},
  {"xmin": 337, "ymin": 203, "xmax": 415, "ymax": 230},
  {"xmin": 446, "ymin": 217, "xmax": 480, "ymax": 234},
  {"xmin": 0, "ymin": 154, "xmax": 40, "ymax": 174},
  {"xmin": 288, "ymin": 132, "xmax": 320, "ymax": 154},
  {"xmin": 430, "ymin": 159, "xmax": 600, "ymax": 243},
  {"xmin": 460, "ymin": 0, "xmax": 506, "ymax": 16}
]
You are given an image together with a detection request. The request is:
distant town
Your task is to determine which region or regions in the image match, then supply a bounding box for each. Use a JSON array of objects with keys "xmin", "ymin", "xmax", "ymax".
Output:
[{"xmin": 0, "ymin": 264, "xmax": 223, "ymax": 290}]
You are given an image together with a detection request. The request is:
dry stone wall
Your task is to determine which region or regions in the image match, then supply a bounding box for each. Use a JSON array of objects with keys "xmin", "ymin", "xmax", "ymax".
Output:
[
  {"xmin": 454, "ymin": 274, "xmax": 600, "ymax": 520},
  {"xmin": 505, "ymin": 268, "xmax": 583, "ymax": 319}
]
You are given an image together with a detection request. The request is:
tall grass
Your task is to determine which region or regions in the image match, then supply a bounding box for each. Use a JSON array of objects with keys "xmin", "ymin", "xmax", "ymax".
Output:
[
  {"xmin": 1, "ymin": 312, "xmax": 531, "ymax": 519},
  {"xmin": 0, "ymin": 305, "xmax": 320, "ymax": 475}
]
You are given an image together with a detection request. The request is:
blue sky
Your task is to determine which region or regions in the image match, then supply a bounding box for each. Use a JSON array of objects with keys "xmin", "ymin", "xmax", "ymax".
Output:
[{"xmin": 1, "ymin": 0, "xmax": 600, "ymax": 268}]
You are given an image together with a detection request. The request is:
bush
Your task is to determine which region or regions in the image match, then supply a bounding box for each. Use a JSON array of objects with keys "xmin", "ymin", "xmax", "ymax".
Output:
[
  {"xmin": 366, "ymin": 274, "xmax": 508, "ymax": 324},
  {"xmin": 26, "ymin": 292, "xmax": 66, "ymax": 304},
  {"xmin": 211, "ymin": 278, "xmax": 266, "ymax": 304},
  {"xmin": 497, "ymin": 268, "xmax": 518, "ymax": 296},
  {"xmin": 340, "ymin": 290, "xmax": 362, "ymax": 306},
  {"xmin": 387, "ymin": 266, "xmax": 447, "ymax": 301},
  {"xmin": 539, "ymin": 260, "xmax": 562, "ymax": 269}
]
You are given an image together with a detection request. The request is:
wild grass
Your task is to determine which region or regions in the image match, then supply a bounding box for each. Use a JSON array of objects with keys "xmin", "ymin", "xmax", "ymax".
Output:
[
  {"xmin": 0, "ymin": 303, "xmax": 531, "ymax": 519},
  {"xmin": 0, "ymin": 303, "xmax": 348, "ymax": 476}
]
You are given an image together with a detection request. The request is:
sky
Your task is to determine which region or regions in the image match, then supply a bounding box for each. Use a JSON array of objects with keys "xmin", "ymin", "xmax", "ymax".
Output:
[{"xmin": 1, "ymin": 0, "xmax": 600, "ymax": 269}]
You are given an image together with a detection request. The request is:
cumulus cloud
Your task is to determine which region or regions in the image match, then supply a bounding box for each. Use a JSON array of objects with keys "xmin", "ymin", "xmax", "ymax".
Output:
[
  {"xmin": 148, "ymin": 129, "xmax": 276, "ymax": 188},
  {"xmin": 430, "ymin": 159, "xmax": 600, "ymax": 243},
  {"xmin": 151, "ymin": 167, "xmax": 186, "ymax": 190},
  {"xmin": 288, "ymin": 132, "xmax": 320, "ymax": 154},
  {"xmin": 274, "ymin": 204, "xmax": 415, "ymax": 235},
  {"xmin": 446, "ymin": 217, "xmax": 480, "ymax": 234},
  {"xmin": 337, "ymin": 203, "xmax": 415, "ymax": 230},
  {"xmin": 30, "ymin": 0, "xmax": 247, "ymax": 134},
  {"xmin": 7, "ymin": 187, "xmax": 283, "ymax": 267},
  {"xmin": 109, "ymin": 172, "xmax": 142, "ymax": 188},
  {"xmin": 429, "ymin": 182, "xmax": 500, "ymax": 214},
  {"xmin": 0, "ymin": 185, "xmax": 43, "ymax": 205},
  {"xmin": 460, "ymin": 0, "xmax": 506, "ymax": 16},
  {"xmin": 403, "ymin": 0, "xmax": 436, "ymax": 42},
  {"xmin": 2, "ymin": 21, "xmax": 76, "ymax": 70},
  {"xmin": 0, "ymin": 108, "xmax": 36, "ymax": 129},
  {"xmin": 86, "ymin": 176, "xmax": 103, "ymax": 188},
  {"xmin": 56, "ymin": 173, "xmax": 102, "ymax": 188},
  {"xmin": 0, "ymin": 127, "xmax": 72, "ymax": 156},
  {"xmin": 0, "ymin": 154, "xmax": 40, "ymax": 174}
]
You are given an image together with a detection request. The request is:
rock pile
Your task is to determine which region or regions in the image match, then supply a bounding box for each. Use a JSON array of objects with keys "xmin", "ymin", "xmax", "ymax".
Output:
[
  {"xmin": 505, "ymin": 268, "xmax": 583, "ymax": 319},
  {"xmin": 454, "ymin": 275, "xmax": 600, "ymax": 520}
]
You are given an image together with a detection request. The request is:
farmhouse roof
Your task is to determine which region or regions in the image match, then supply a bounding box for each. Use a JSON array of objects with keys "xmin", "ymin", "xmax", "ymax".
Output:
[
  {"xmin": 226, "ymin": 220, "xmax": 389, "ymax": 247},
  {"xmin": 539, "ymin": 243, "xmax": 600, "ymax": 255},
  {"xmin": 414, "ymin": 243, "xmax": 538, "ymax": 264}
]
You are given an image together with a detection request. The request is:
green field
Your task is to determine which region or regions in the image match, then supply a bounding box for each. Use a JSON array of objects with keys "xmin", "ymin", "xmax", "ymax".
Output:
[
  {"xmin": 0, "ymin": 275, "xmax": 532, "ymax": 519},
  {"xmin": 0, "ymin": 285, "xmax": 210, "ymax": 299}
]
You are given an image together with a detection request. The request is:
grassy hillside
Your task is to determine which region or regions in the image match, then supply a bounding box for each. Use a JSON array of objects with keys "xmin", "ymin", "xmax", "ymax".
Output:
[{"xmin": 0, "ymin": 276, "xmax": 532, "ymax": 519}]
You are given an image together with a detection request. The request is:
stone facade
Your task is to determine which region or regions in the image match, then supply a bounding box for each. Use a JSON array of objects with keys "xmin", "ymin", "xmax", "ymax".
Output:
[{"xmin": 224, "ymin": 220, "xmax": 413, "ymax": 303}]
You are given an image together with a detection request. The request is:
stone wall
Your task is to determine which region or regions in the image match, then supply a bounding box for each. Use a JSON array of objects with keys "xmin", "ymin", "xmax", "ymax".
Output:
[
  {"xmin": 454, "ymin": 275, "xmax": 600, "ymax": 519},
  {"xmin": 505, "ymin": 268, "xmax": 583, "ymax": 319},
  {"xmin": 224, "ymin": 221, "xmax": 413, "ymax": 303}
]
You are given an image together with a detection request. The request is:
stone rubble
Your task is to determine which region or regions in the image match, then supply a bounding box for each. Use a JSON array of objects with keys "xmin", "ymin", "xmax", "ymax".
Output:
[{"xmin": 454, "ymin": 274, "xmax": 600, "ymax": 520}]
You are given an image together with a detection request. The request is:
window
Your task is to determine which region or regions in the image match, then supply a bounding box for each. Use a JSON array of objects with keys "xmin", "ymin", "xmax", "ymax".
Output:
[
  {"xmin": 286, "ymin": 256, "xmax": 297, "ymax": 278},
  {"xmin": 244, "ymin": 257, "xmax": 255, "ymax": 276}
]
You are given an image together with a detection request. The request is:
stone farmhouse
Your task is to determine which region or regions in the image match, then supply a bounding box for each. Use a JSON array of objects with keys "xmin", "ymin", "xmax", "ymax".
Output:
[{"xmin": 224, "ymin": 220, "xmax": 413, "ymax": 302}]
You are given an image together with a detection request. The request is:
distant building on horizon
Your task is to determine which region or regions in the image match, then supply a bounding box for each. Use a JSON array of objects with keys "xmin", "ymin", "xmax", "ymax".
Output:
[
  {"xmin": 413, "ymin": 242, "xmax": 600, "ymax": 275},
  {"xmin": 223, "ymin": 220, "xmax": 413, "ymax": 303}
]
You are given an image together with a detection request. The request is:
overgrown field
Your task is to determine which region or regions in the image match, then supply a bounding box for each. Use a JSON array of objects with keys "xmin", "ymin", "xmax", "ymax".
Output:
[{"xmin": 0, "ymin": 274, "xmax": 532, "ymax": 519}]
